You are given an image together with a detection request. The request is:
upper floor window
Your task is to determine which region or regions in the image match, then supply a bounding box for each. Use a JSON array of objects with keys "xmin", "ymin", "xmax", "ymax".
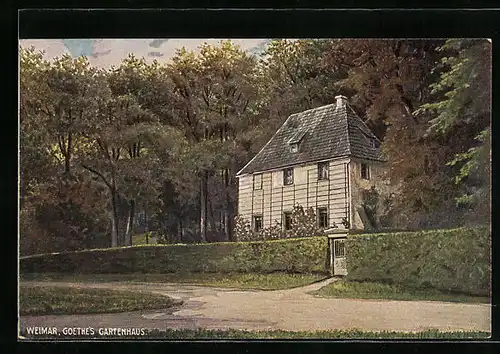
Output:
[
  {"xmin": 283, "ymin": 168, "xmax": 294, "ymax": 185},
  {"xmin": 318, "ymin": 162, "xmax": 329, "ymax": 180},
  {"xmin": 290, "ymin": 143, "xmax": 299, "ymax": 153},
  {"xmin": 360, "ymin": 163, "xmax": 370, "ymax": 180},
  {"xmin": 253, "ymin": 173, "xmax": 262, "ymax": 190}
]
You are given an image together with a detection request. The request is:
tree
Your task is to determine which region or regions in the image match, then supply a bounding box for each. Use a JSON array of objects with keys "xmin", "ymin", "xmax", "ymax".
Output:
[
  {"xmin": 260, "ymin": 39, "xmax": 348, "ymax": 133},
  {"xmin": 165, "ymin": 41, "xmax": 261, "ymax": 242},
  {"xmin": 19, "ymin": 47, "xmax": 55, "ymax": 206},
  {"xmin": 20, "ymin": 48, "xmax": 110, "ymax": 253},
  {"xmin": 321, "ymin": 40, "xmax": 473, "ymax": 222},
  {"xmin": 80, "ymin": 58, "xmax": 164, "ymax": 247},
  {"xmin": 416, "ymin": 39, "xmax": 491, "ymax": 222},
  {"xmin": 38, "ymin": 54, "xmax": 107, "ymax": 177}
]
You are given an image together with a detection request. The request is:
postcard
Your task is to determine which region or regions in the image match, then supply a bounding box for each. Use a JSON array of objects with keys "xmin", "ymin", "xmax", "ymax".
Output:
[{"xmin": 18, "ymin": 34, "xmax": 491, "ymax": 341}]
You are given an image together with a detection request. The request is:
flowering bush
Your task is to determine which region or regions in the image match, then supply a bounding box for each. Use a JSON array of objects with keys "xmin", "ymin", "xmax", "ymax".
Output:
[
  {"xmin": 287, "ymin": 205, "xmax": 327, "ymax": 238},
  {"xmin": 233, "ymin": 215, "xmax": 253, "ymax": 241},
  {"xmin": 234, "ymin": 204, "xmax": 333, "ymax": 241}
]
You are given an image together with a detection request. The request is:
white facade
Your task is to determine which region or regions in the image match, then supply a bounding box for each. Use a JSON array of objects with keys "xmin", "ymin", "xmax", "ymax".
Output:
[
  {"xmin": 238, "ymin": 157, "xmax": 389, "ymax": 231},
  {"xmin": 237, "ymin": 157, "xmax": 352, "ymax": 230}
]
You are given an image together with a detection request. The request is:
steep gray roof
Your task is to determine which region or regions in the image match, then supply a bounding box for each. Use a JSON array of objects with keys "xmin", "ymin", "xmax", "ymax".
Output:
[{"xmin": 237, "ymin": 100, "xmax": 386, "ymax": 176}]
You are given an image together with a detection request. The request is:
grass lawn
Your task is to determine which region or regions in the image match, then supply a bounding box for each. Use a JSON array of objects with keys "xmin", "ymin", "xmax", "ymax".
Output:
[
  {"xmin": 20, "ymin": 327, "xmax": 490, "ymax": 339},
  {"xmin": 21, "ymin": 272, "xmax": 327, "ymax": 290},
  {"xmin": 311, "ymin": 280, "xmax": 489, "ymax": 304},
  {"xmin": 132, "ymin": 233, "xmax": 154, "ymax": 245},
  {"xmin": 151, "ymin": 328, "xmax": 490, "ymax": 339},
  {"xmin": 19, "ymin": 285, "xmax": 182, "ymax": 316}
]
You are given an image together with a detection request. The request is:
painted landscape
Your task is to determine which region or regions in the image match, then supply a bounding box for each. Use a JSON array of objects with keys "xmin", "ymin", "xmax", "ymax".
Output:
[{"xmin": 19, "ymin": 38, "xmax": 491, "ymax": 340}]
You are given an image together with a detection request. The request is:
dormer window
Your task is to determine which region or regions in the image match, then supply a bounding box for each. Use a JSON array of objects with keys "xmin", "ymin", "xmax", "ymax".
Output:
[
  {"xmin": 370, "ymin": 137, "xmax": 380, "ymax": 149},
  {"xmin": 288, "ymin": 129, "xmax": 307, "ymax": 153},
  {"xmin": 362, "ymin": 131, "xmax": 379, "ymax": 149}
]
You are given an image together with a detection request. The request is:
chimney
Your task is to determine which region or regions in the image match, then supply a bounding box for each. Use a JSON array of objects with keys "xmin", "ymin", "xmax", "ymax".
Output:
[{"xmin": 335, "ymin": 95, "xmax": 348, "ymax": 109}]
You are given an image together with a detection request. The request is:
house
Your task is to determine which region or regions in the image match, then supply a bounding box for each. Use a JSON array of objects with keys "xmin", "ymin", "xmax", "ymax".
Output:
[{"xmin": 235, "ymin": 95, "xmax": 388, "ymax": 233}]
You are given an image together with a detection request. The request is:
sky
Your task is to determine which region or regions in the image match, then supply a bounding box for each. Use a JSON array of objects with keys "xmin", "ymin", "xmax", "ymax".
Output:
[{"xmin": 18, "ymin": 39, "xmax": 270, "ymax": 68}]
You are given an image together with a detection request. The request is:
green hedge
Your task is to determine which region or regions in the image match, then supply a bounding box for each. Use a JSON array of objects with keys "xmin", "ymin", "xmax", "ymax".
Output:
[
  {"xmin": 346, "ymin": 227, "xmax": 491, "ymax": 296},
  {"xmin": 20, "ymin": 237, "xmax": 329, "ymax": 275}
]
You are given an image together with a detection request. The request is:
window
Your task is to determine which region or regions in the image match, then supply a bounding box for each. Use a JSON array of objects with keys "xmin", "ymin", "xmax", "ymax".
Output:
[
  {"xmin": 253, "ymin": 173, "xmax": 262, "ymax": 190},
  {"xmin": 253, "ymin": 215, "xmax": 263, "ymax": 232},
  {"xmin": 334, "ymin": 239, "xmax": 346, "ymax": 257},
  {"xmin": 283, "ymin": 212, "xmax": 292, "ymax": 231},
  {"xmin": 288, "ymin": 130, "xmax": 307, "ymax": 153},
  {"xmin": 317, "ymin": 162, "xmax": 329, "ymax": 180},
  {"xmin": 360, "ymin": 163, "xmax": 370, "ymax": 180},
  {"xmin": 283, "ymin": 168, "xmax": 294, "ymax": 185},
  {"xmin": 317, "ymin": 207, "xmax": 328, "ymax": 228}
]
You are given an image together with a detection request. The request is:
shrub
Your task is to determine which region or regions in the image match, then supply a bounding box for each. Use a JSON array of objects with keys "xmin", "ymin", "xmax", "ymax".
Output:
[
  {"xmin": 233, "ymin": 215, "xmax": 253, "ymax": 241},
  {"xmin": 361, "ymin": 186, "xmax": 379, "ymax": 228},
  {"xmin": 287, "ymin": 204, "xmax": 328, "ymax": 238},
  {"xmin": 20, "ymin": 236, "xmax": 330, "ymax": 275},
  {"xmin": 20, "ymin": 178, "xmax": 109, "ymax": 255},
  {"xmin": 234, "ymin": 204, "xmax": 329, "ymax": 241},
  {"xmin": 346, "ymin": 227, "xmax": 491, "ymax": 296}
]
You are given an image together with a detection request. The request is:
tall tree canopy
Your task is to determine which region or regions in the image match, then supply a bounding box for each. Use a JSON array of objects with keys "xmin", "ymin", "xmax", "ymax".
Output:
[
  {"xmin": 19, "ymin": 39, "xmax": 491, "ymax": 254},
  {"xmin": 417, "ymin": 39, "xmax": 491, "ymax": 221}
]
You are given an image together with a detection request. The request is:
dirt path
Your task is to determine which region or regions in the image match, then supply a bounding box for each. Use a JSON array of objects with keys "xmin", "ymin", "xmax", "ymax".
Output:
[{"xmin": 19, "ymin": 278, "xmax": 491, "ymax": 333}]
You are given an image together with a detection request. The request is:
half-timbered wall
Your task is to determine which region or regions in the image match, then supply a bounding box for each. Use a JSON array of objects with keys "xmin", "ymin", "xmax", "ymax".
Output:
[{"xmin": 238, "ymin": 158, "xmax": 351, "ymax": 230}]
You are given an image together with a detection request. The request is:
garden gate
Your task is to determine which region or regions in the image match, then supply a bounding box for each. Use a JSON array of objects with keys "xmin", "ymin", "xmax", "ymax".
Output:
[{"xmin": 327, "ymin": 233, "xmax": 348, "ymax": 276}]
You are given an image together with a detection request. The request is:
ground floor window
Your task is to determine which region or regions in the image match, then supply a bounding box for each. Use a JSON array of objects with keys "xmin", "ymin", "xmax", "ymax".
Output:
[
  {"xmin": 317, "ymin": 207, "xmax": 328, "ymax": 228},
  {"xmin": 283, "ymin": 211, "xmax": 292, "ymax": 231},
  {"xmin": 361, "ymin": 162, "xmax": 370, "ymax": 180},
  {"xmin": 253, "ymin": 215, "xmax": 263, "ymax": 232}
]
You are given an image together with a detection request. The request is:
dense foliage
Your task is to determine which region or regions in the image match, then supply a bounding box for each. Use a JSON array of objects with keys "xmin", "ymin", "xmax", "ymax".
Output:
[
  {"xmin": 19, "ymin": 39, "xmax": 491, "ymax": 255},
  {"xmin": 234, "ymin": 204, "xmax": 328, "ymax": 241},
  {"xmin": 346, "ymin": 227, "xmax": 491, "ymax": 296},
  {"xmin": 20, "ymin": 237, "xmax": 330, "ymax": 274}
]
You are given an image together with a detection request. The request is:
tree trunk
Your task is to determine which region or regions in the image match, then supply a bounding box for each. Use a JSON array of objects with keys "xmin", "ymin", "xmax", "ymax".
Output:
[
  {"xmin": 176, "ymin": 220, "xmax": 182, "ymax": 243},
  {"xmin": 223, "ymin": 167, "xmax": 231, "ymax": 241},
  {"xmin": 221, "ymin": 123, "xmax": 232, "ymax": 241},
  {"xmin": 124, "ymin": 199, "xmax": 135, "ymax": 246},
  {"xmin": 180, "ymin": 218, "xmax": 185, "ymax": 242},
  {"xmin": 65, "ymin": 132, "xmax": 72, "ymax": 176},
  {"xmin": 110, "ymin": 186, "xmax": 119, "ymax": 248},
  {"xmin": 200, "ymin": 170, "xmax": 208, "ymax": 242},
  {"xmin": 207, "ymin": 195, "xmax": 216, "ymax": 241}
]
